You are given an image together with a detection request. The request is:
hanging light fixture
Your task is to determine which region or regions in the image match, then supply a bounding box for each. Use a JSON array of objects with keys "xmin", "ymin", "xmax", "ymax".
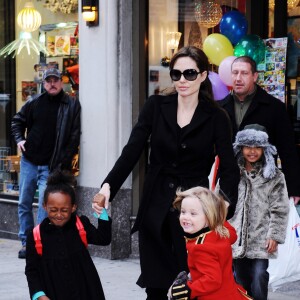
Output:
[
  {"xmin": 0, "ymin": 2, "xmax": 47, "ymax": 58},
  {"xmin": 17, "ymin": 2, "xmax": 42, "ymax": 32},
  {"xmin": 166, "ymin": 32, "xmax": 182, "ymax": 57},
  {"xmin": 269, "ymin": 0, "xmax": 299, "ymax": 12},
  {"xmin": 0, "ymin": 32, "xmax": 48, "ymax": 58},
  {"xmin": 194, "ymin": 0, "xmax": 223, "ymax": 28}
]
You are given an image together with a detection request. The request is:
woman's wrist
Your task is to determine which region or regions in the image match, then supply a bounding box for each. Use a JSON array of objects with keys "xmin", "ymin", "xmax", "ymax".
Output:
[{"xmin": 100, "ymin": 183, "xmax": 110, "ymax": 192}]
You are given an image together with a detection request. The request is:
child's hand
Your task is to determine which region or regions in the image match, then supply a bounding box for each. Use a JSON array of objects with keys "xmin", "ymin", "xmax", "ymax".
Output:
[
  {"xmin": 92, "ymin": 193, "xmax": 106, "ymax": 215},
  {"xmin": 266, "ymin": 239, "xmax": 278, "ymax": 253},
  {"xmin": 170, "ymin": 281, "xmax": 191, "ymax": 299},
  {"xmin": 92, "ymin": 183, "xmax": 110, "ymax": 213},
  {"xmin": 38, "ymin": 295, "xmax": 50, "ymax": 300},
  {"xmin": 168, "ymin": 271, "xmax": 191, "ymax": 299}
]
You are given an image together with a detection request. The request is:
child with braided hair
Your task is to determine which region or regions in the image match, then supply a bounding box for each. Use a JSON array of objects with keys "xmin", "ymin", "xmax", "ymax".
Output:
[{"xmin": 25, "ymin": 170, "xmax": 111, "ymax": 300}]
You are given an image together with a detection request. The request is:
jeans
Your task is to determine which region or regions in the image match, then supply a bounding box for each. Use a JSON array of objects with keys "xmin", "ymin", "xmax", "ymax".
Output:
[
  {"xmin": 18, "ymin": 156, "xmax": 49, "ymax": 246},
  {"xmin": 233, "ymin": 257, "xmax": 269, "ymax": 300}
]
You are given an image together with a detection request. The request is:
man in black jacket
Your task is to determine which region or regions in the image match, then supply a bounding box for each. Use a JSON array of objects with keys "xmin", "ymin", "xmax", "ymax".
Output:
[
  {"xmin": 11, "ymin": 68, "xmax": 81, "ymax": 258},
  {"xmin": 218, "ymin": 56, "xmax": 300, "ymax": 205}
]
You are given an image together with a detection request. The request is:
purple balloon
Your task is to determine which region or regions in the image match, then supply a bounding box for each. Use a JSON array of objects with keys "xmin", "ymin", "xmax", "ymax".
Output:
[{"xmin": 208, "ymin": 71, "xmax": 229, "ymax": 101}]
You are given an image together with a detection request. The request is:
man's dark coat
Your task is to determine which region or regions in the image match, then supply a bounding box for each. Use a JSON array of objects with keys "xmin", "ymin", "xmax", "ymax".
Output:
[
  {"xmin": 11, "ymin": 92, "xmax": 81, "ymax": 171},
  {"xmin": 219, "ymin": 85, "xmax": 300, "ymax": 196}
]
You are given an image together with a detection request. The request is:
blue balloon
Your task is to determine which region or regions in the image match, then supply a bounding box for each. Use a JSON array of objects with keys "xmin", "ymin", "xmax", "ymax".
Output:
[{"xmin": 220, "ymin": 11, "xmax": 248, "ymax": 45}]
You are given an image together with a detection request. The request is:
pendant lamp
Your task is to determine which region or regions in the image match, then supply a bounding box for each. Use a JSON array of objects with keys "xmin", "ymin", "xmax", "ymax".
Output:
[
  {"xmin": 0, "ymin": 2, "xmax": 47, "ymax": 57},
  {"xmin": 194, "ymin": 0, "xmax": 223, "ymax": 28},
  {"xmin": 17, "ymin": 2, "xmax": 42, "ymax": 32}
]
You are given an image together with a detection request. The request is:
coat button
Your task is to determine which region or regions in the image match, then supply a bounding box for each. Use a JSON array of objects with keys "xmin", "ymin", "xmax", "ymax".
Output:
[
  {"xmin": 169, "ymin": 183, "xmax": 175, "ymax": 188},
  {"xmin": 170, "ymin": 207, "xmax": 175, "ymax": 212},
  {"xmin": 181, "ymin": 143, "xmax": 187, "ymax": 149},
  {"xmin": 172, "ymin": 162, "xmax": 177, "ymax": 168}
]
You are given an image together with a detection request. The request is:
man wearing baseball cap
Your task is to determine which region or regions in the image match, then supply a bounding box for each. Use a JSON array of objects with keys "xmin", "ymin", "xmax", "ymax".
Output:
[{"xmin": 11, "ymin": 67, "xmax": 81, "ymax": 258}]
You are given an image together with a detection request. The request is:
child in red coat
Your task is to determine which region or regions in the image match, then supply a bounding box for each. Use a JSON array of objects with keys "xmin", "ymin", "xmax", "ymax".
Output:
[{"xmin": 169, "ymin": 186, "xmax": 252, "ymax": 300}]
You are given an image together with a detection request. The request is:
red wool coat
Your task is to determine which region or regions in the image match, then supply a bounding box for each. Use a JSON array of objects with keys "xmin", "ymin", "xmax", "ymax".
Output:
[{"xmin": 186, "ymin": 222, "xmax": 251, "ymax": 300}]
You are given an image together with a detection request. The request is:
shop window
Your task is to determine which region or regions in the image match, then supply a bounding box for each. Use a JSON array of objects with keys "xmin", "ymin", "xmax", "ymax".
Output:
[
  {"xmin": 0, "ymin": 0, "xmax": 78, "ymax": 198},
  {"xmin": 0, "ymin": 0, "xmax": 16, "ymax": 198},
  {"xmin": 39, "ymin": 22, "xmax": 79, "ymax": 96},
  {"xmin": 147, "ymin": 0, "xmax": 239, "ymax": 97}
]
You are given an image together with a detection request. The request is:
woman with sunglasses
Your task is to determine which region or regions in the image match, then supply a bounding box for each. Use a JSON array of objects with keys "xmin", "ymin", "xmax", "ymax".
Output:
[{"xmin": 93, "ymin": 46, "xmax": 239, "ymax": 300}]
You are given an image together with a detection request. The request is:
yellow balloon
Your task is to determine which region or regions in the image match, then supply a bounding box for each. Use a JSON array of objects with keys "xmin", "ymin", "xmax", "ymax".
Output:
[{"xmin": 203, "ymin": 33, "xmax": 234, "ymax": 66}]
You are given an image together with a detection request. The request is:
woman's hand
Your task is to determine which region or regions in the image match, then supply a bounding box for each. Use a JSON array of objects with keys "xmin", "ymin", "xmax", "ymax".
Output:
[{"xmin": 92, "ymin": 183, "xmax": 110, "ymax": 213}]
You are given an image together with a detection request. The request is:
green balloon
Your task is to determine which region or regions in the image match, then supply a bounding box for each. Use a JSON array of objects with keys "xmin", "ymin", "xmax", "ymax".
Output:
[{"xmin": 234, "ymin": 34, "xmax": 266, "ymax": 65}]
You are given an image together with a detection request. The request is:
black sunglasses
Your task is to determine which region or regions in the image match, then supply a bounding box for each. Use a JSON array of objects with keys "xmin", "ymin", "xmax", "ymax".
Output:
[{"xmin": 170, "ymin": 69, "xmax": 201, "ymax": 81}]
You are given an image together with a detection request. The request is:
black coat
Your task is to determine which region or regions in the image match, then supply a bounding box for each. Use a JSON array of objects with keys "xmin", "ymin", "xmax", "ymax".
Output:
[
  {"xmin": 25, "ymin": 214, "xmax": 112, "ymax": 300},
  {"xmin": 103, "ymin": 93, "xmax": 239, "ymax": 289},
  {"xmin": 218, "ymin": 85, "xmax": 300, "ymax": 196}
]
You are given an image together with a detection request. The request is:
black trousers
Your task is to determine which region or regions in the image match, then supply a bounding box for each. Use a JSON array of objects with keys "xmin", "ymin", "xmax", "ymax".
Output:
[{"xmin": 146, "ymin": 287, "xmax": 168, "ymax": 300}]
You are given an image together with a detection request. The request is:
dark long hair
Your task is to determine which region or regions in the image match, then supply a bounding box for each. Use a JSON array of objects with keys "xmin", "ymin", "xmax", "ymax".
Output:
[
  {"xmin": 43, "ymin": 170, "xmax": 77, "ymax": 205},
  {"xmin": 169, "ymin": 46, "xmax": 214, "ymax": 102}
]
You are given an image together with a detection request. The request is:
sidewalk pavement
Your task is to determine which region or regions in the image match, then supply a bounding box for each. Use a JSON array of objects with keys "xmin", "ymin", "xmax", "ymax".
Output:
[{"xmin": 0, "ymin": 238, "xmax": 299, "ymax": 300}]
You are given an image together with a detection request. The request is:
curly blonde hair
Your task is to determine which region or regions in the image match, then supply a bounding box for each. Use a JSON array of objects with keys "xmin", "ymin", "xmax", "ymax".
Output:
[{"xmin": 173, "ymin": 186, "xmax": 229, "ymax": 238}]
